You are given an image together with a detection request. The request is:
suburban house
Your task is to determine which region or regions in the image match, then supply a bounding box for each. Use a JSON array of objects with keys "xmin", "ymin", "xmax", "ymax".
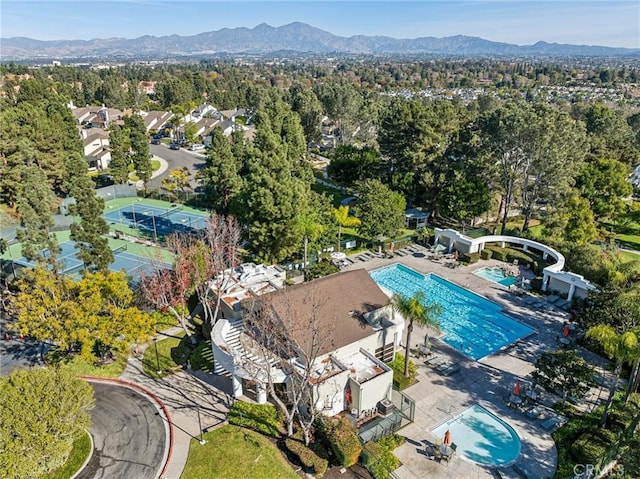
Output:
[
  {"xmin": 81, "ymin": 128, "xmax": 111, "ymax": 171},
  {"xmin": 69, "ymin": 103, "xmax": 125, "ymax": 129},
  {"xmin": 140, "ymin": 110, "xmax": 173, "ymax": 133},
  {"xmin": 211, "ymin": 266, "xmax": 404, "ymax": 426}
]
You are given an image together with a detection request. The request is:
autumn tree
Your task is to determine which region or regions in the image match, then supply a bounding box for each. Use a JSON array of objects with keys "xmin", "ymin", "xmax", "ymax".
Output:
[
  {"xmin": 9, "ymin": 267, "xmax": 156, "ymax": 362},
  {"xmin": 161, "ymin": 168, "xmax": 191, "ymax": 199},
  {"xmin": 0, "ymin": 368, "xmax": 95, "ymax": 479}
]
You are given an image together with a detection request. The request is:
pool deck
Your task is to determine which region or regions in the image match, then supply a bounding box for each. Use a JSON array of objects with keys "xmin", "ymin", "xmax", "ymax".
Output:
[{"xmin": 343, "ymin": 248, "xmax": 583, "ymax": 479}]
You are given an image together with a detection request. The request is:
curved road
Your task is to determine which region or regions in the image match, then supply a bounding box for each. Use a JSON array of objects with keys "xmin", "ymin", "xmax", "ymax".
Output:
[
  {"xmin": 77, "ymin": 382, "xmax": 167, "ymax": 479},
  {"xmin": 149, "ymin": 144, "xmax": 206, "ymax": 190}
]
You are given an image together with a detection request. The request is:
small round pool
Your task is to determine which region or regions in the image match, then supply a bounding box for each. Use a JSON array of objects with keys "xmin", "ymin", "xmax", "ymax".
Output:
[{"xmin": 432, "ymin": 404, "xmax": 521, "ymax": 466}]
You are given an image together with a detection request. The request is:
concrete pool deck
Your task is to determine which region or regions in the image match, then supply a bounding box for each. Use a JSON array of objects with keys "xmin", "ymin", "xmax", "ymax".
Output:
[{"xmin": 342, "ymin": 248, "xmax": 576, "ymax": 478}]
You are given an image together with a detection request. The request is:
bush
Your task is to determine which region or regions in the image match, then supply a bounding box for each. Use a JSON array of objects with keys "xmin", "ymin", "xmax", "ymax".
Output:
[
  {"xmin": 285, "ymin": 439, "xmax": 328, "ymax": 477},
  {"xmin": 530, "ymin": 277, "xmax": 543, "ymax": 291},
  {"xmin": 361, "ymin": 434, "xmax": 405, "ymax": 479},
  {"xmin": 387, "ymin": 353, "xmax": 416, "ymax": 390},
  {"xmin": 227, "ymin": 401, "xmax": 282, "ymax": 437},
  {"xmin": 570, "ymin": 429, "xmax": 617, "ymax": 466},
  {"xmin": 489, "ymin": 247, "xmax": 508, "ymax": 261},
  {"xmin": 460, "ymin": 252, "xmax": 480, "ymax": 264},
  {"xmin": 323, "ymin": 416, "xmax": 362, "ymax": 467},
  {"xmin": 480, "ymin": 249, "xmax": 493, "ymax": 260},
  {"xmin": 305, "ymin": 261, "xmax": 339, "ymax": 281},
  {"xmin": 189, "ymin": 340, "xmax": 213, "ymax": 372}
]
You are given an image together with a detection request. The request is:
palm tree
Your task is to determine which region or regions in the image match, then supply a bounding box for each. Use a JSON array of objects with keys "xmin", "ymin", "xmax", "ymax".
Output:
[
  {"xmin": 334, "ymin": 205, "xmax": 360, "ymax": 252},
  {"xmin": 391, "ymin": 291, "xmax": 442, "ymax": 377},
  {"xmin": 296, "ymin": 215, "xmax": 324, "ymax": 271},
  {"xmin": 586, "ymin": 324, "xmax": 640, "ymax": 427}
]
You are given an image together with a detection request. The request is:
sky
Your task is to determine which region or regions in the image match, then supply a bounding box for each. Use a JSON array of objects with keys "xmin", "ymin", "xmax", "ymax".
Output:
[{"xmin": 1, "ymin": 0, "xmax": 639, "ymax": 48}]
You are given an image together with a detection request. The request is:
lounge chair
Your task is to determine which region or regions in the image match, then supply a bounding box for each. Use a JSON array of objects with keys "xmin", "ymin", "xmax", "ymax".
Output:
[
  {"xmin": 440, "ymin": 363, "xmax": 460, "ymax": 376},
  {"xmin": 525, "ymin": 406, "xmax": 543, "ymax": 419},
  {"xmin": 546, "ymin": 295, "xmax": 560, "ymax": 304},
  {"xmin": 540, "ymin": 415, "xmax": 565, "ymax": 431}
]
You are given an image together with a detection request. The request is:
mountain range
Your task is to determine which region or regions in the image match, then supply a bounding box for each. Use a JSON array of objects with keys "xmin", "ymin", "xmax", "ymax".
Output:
[{"xmin": 1, "ymin": 22, "xmax": 638, "ymax": 61}]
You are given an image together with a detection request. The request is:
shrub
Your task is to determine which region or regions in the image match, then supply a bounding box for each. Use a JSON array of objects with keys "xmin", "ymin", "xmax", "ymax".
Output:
[
  {"xmin": 227, "ymin": 401, "xmax": 282, "ymax": 437},
  {"xmin": 387, "ymin": 353, "xmax": 416, "ymax": 390},
  {"xmin": 490, "ymin": 247, "xmax": 508, "ymax": 261},
  {"xmin": 305, "ymin": 261, "xmax": 339, "ymax": 281},
  {"xmin": 530, "ymin": 277, "xmax": 543, "ymax": 291},
  {"xmin": 323, "ymin": 416, "xmax": 362, "ymax": 467},
  {"xmin": 460, "ymin": 252, "xmax": 480, "ymax": 264},
  {"xmin": 480, "ymin": 249, "xmax": 493, "ymax": 260},
  {"xmin": 361, "ymin": 434, "xmax": 405, "ymax": 479},
  {"xmin": 189, "ymin": 340, "xmax": 213, "ymax": 372},
  {"xmin": 570, "ymin": 429, "xmax": 617, "ymax": 466},
  {"xmin": 285, "ymin": 439, "xmax": 328, "ymax": 477}
]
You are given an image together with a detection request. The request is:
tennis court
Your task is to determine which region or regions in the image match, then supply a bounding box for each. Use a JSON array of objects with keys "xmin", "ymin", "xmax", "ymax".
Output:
[
  {"xmin": 12, "ymin": 241, "xmax": 171, "ymax": 280},
  {"xmin": 103, "ymin": 203, "xmax": 208, "ymax": 237}
]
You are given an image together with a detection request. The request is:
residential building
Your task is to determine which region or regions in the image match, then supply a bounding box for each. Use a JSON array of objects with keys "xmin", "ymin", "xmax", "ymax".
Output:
[{"xmin": 211, "ymin": 267, "xmax": 404, "ymax": 423}]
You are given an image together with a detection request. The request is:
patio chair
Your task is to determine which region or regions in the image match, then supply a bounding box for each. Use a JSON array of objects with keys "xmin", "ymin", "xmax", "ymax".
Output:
[{"xmin": 450, "ymin": 443, "xmax": 458, "ymax": 455}]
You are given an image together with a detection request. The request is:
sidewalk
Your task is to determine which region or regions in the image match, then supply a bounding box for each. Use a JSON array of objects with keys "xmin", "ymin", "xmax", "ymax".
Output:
[
  {"xmin": 121, "ymin": 330, "xmax": 233, "ymax": 479},
  {"xmin": 135, "ymin": 155, "xmax": 169, "ymax": 190}
]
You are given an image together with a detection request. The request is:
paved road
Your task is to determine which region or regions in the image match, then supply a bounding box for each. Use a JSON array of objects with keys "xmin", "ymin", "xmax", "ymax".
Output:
[
  {"xmin": 77, "ymin": 382, "xmax": 167, "ymax": 479},
  {"xmin": 149, "ymin": 144, "xmax": 206, "ymax": 190}
]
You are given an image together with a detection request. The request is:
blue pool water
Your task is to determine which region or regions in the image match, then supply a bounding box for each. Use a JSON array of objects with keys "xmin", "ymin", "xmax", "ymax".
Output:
[
  {"xmin": 474, "ymin": 266, "xmax": 518, "ymax": 287},
  {"xmin": 370, "ymin": 264, "xmax": 534, "ymax": 360},
  {"xmin": 432, "ymin": 404, "xmax": 521, "ymax": 466}
]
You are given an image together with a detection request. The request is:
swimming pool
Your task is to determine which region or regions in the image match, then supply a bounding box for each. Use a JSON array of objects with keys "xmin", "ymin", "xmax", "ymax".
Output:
[
  {"xmin": 432, "ymin": 404, "xmax": 521, "ymax": 466},
  {"xmin": 474, "ymin": 266, "xmax": 519, "ymax": 287},
  {"xmin": 370, "ymin": 264, "xmax": 534, "ymax": 359}
]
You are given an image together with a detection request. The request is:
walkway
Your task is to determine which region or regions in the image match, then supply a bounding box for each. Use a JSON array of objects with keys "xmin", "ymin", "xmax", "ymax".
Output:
[
  {"xmin": 342, "ymin": 249, "xmax": 609, "ymax": 479},
  {"xmin": 119, "ymin": 329, "xmax": 233, "ymax": 479}
]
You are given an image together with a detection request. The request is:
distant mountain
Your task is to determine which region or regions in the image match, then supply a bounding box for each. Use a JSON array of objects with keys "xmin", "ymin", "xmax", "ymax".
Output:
[{"xmin": 1, "ymin": 22, "xmax": 637, "ymax": 61}]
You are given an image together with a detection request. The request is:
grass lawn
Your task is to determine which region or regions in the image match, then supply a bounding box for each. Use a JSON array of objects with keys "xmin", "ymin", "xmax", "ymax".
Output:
[
  {"xmin": 311, "ymin": 180, "xmax": 345, "ymax": 208},
  {"xmin": 180, "ymin": 425, "xmax": 298, "ymax": 479},
  {"xmin": 41, "ymin": 431, "xmax": 92, "ymax": 479},
  {"xmin": 142, "ymin": 331, "xmax": 190, "ymax": 379},
  {"xmin": 45, "ymin": 351, "xmax": 128, "ymax": 378},
  {"xmin": 615, "ymin": 233, "xmax": 640, "ymax": 251}
]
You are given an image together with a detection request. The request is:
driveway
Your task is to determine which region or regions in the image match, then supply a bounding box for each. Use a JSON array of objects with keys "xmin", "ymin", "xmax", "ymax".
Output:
[
  {"xmin": 76, "ymin": 382, "xmax": 167, "ymax": 479},
  {"xmin": 149, "ymin": 144, "xmax": 206, "ymax": 190}
]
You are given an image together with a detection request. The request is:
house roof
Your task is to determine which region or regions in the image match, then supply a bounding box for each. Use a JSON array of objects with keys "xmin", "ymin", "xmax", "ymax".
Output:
[{"xmin": 265, "ymin": 269, "xmax": 389, "ymax": 356}]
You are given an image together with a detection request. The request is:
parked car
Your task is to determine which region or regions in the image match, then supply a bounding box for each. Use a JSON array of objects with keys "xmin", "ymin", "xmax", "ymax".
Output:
[
  {"xmin": 189, "ymin": 143, "xmax": 206, "ymax": 151},
  {"xmin": 151, "ymin": 138, "xmax": 161, "ymax": 145},
  {"xmin": 169, "ymin": 143, "xmax": 181, "ymax": 150}
]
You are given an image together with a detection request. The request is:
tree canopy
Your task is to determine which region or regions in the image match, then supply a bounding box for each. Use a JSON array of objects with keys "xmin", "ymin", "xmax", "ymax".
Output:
[{"xmin": 0, "ymin": 367, "xmax": 95, "ymax": 479}]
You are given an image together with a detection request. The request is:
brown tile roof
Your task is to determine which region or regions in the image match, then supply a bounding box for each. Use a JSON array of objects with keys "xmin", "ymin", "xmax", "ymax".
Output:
[{"xmin": 264, "ymin": 269, "xmax": 389, "ymax": 356}]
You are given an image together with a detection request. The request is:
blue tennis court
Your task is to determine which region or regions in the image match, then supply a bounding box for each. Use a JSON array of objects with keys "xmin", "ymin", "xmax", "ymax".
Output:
[
  {"xmin": 103, "ymin": 203, "xmax": 208, "ymax": 237},
  {"xmin": 13, "ymin": 241, "xmax": 171, "ymax": 280}
]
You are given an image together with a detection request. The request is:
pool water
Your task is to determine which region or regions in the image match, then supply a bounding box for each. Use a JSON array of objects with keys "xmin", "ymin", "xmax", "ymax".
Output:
[
  {"xmin": 474, "ymin": 266, "xmax": 519, "ymax": 287},
  {"xmin": 370, "ymin": 264, "xmax": 534, "ymax": 360},
  {"xmin": 432, "ymin": 404, "xmax": 521, "ymax": 466}
]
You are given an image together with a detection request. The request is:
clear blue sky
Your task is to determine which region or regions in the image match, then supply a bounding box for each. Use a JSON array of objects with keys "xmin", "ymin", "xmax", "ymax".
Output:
[{"xmin": 1, "ymin": 1, "xmax": 639, "ymax": 48}]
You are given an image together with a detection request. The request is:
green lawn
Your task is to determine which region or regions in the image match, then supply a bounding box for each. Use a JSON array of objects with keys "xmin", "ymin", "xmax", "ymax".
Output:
[
  {"xmin": 40, "ymin": 431, "xmax": 92, "ymax": 479},
  {"xmin": 180, "ymin": 425, "xmax": 298, "ymax": 479},
  {"xmin": 615, "ymin": 233, "xmax": 640, "ymax": 251},
  {"xmin": 46, "ymin": 351, "xmax": 128, "ymax": 378},
  {"xmin": 142, "ymin": 332, "xmax": 190, "ymax": 379},
  {"xmin": 311, "ymin": 180, "xmax": 346, "ymax": 208}
]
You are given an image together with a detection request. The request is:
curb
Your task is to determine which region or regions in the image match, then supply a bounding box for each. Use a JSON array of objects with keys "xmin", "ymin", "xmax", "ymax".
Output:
[
  {"xmin": 80, "ymin": 376, "xmax": 174, "ymax": 479},
  {"xmin": 69, "ymin": 428, "xmax": 94, "ymax": 479}
]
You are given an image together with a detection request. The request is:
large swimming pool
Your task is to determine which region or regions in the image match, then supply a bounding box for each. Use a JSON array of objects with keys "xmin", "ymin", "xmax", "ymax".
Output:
[
  {"xmin": 370, "ymin": 264, "xmax": 534, "ymax": 360},
  {"xmin": 432, "ymin": 404, "xmax": 521, "ymax": 466}
]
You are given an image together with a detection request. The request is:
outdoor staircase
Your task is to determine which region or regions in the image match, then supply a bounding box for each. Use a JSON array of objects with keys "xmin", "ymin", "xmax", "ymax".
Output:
[{"xmin": 212, "ymin": 317, "xmax": 280, "ymax": 377}]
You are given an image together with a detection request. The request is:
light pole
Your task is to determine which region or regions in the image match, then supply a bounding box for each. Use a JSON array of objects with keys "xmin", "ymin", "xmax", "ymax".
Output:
[
  {"xmin": 154, "ymin": 336, "xmax": 162, "ymax": 376},
  {"xmin": 197, "ymin": 406, "xmax": 206, "ymax": 445}
]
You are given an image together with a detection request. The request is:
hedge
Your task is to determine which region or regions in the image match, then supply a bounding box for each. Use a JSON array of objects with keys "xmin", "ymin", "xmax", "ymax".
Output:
[
  {"xmin": 285, "ymin": 439, "xmax": 328, "ymax": 477},
  {"xmin": 227, "ymin": 401, "xmax": 282, "ymax": 437},
  {"xmin": 460, "ymin": 252, "xmax": 480, "ymax": 264},
  {"xmin": 323, "ymin": 416, "xmax": 362, "ymax": 467},
  {"xmin": 480, "ymin": 249, "xmax": 493, "ymax": 260},
  {"xmin": 484, "ymin": 245, "xmax": 548, "ymax": 274},
  {"xmin": 362, "ymin": 434, "xmax": 405, "ymax": 479},
  {"xmin": 570, "ymin": 429, "xmax": 617, "ymax": 466}
]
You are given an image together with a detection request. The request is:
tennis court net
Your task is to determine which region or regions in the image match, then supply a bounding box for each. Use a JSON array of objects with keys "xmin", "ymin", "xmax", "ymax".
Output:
[
  {"xmin": 157, "ymin": 204, "xmax": 184, "ymax": 219},
  {"xmin": 112, "ymin": 244, "xmax": 128, "ymax": 255}
]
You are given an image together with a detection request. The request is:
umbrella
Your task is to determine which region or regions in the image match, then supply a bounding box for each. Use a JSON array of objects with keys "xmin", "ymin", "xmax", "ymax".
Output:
[
  {"xmin": 563, "ymin": 324, "xmax": 570, "ymax": 338},
  {"xmin": 514, "ymin": 381, "xmax": 521, "ymax": 396},
  {"xmin": 444, "ymin": 430, "xmax": 451, "ymax": 445}
]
